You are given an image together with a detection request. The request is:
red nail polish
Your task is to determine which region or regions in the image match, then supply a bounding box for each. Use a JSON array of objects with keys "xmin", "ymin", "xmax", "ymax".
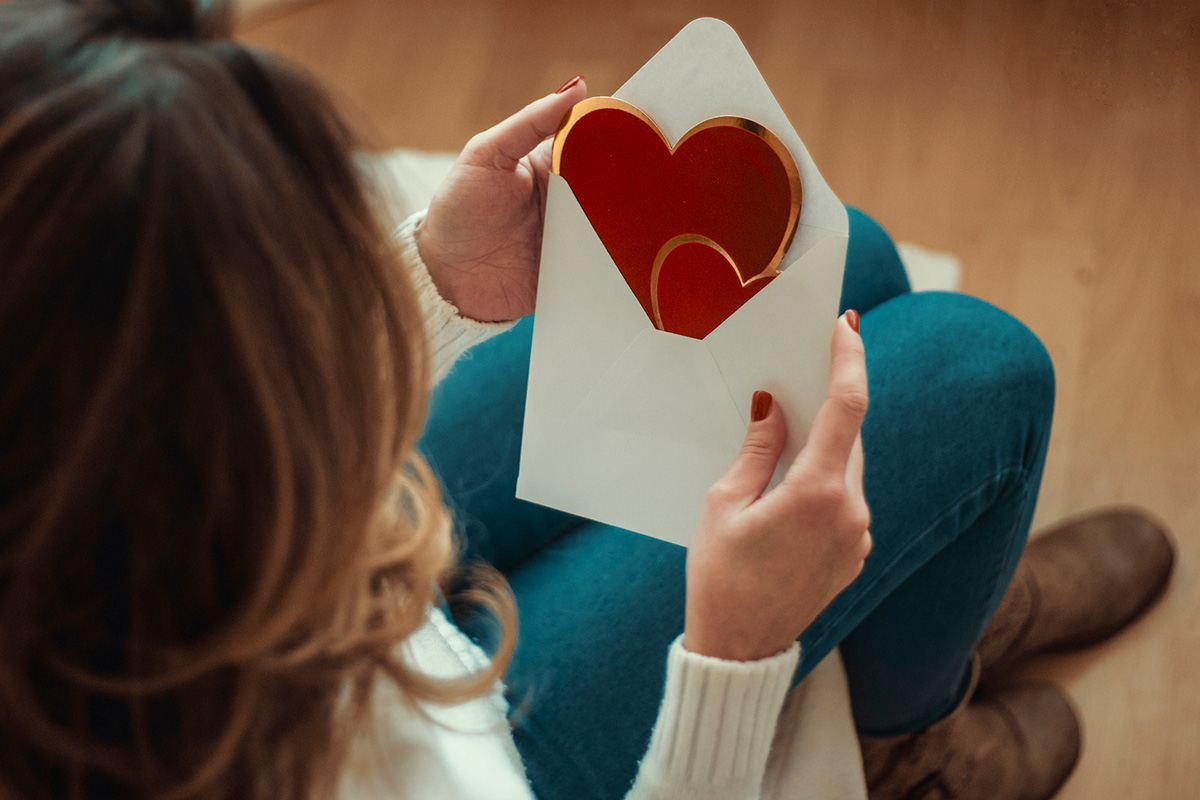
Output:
[
  {"xmin": 845, "ymin": 309, "xmax": 860, "ymax": 333},
  {"xmin": 556, "ymin": 75, "xmax": 584, "ymax": 94},
  {"xmin": 751, "ymin": 390, "xmax": 773, "ymax": 422}
]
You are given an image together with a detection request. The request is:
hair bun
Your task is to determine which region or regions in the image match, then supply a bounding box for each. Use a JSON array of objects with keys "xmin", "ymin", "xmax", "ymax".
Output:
[{"xmin": 88, "ymin": 0, "xmax": 225, "ymax": 41}]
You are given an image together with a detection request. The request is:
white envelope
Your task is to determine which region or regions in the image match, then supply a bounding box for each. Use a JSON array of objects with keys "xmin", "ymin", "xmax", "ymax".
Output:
[{"xmin": 515, "ymin": 18, "xmax": 849, "ymax": 547}]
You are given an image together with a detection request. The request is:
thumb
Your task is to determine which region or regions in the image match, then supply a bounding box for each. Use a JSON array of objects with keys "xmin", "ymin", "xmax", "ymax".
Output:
[
  {"xmin": 795, "ymin": 311, "xmax": 868, "ymax": 478},
  {"xmin": 462, "ymin": 78, "xmax": 588, "ymax": 172},
  {"xmin": 713, "ymin": 391, "xmax": 787, "ymax": 506}
]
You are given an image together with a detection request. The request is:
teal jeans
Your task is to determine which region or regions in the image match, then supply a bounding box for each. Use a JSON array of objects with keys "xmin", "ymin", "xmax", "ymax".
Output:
[{"xmin": 420, "ymin": 208, "xmax": 1054, "ymax": 799}]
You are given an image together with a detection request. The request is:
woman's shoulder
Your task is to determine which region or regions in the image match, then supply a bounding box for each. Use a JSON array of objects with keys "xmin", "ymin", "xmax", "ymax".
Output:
[{"xmin": 404, "ymin": 605, "xmax": 499, "ymax": 683}]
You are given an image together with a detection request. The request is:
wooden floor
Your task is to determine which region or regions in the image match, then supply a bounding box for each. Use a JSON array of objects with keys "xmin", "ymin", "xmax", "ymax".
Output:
[{"xmin": 239, "ymin": 1, "xmax": 1200, "ymax": 796}]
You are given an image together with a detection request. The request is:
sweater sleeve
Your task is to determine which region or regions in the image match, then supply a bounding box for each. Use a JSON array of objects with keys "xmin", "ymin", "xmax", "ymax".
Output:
[
  {"xmin": 392, "ymin": 210, "xmax": 518, "ymax": 384},
  {"xmin": 624, "ymin": 636, "xmax": 801, "ymax": 800}
]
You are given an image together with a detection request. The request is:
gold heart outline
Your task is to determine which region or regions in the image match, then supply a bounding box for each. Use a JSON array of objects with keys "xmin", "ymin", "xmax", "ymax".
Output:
[
  {"xmin": 649, "ymin": 234, "xmax": 778, "ymax": 333},
  {"xmin": 551, "ymin": 96, "xmax": 804, "ymax": 307}
]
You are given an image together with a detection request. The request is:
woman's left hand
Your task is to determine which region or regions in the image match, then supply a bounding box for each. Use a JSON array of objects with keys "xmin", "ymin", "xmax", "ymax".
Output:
[{"xmin": 416, "ymin": 77, "xmax": 587, "ymax": 323}]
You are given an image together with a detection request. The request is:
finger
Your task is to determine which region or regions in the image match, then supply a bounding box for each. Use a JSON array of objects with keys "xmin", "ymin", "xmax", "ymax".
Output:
[
  {"xmin": 845, "ymin": 432, "xmax": 865, "ymax": 501},
  {"xmin": 799, "ymin": 312, "xmax": 868, "ymax": 476},
  {"xmin": 528, "ymin": 135, "xmax": 558, "ymax": 207},
  {"xmin": 711, "ymin": 390, "xmax": 787, "ymax": 508},
  {"xmin": 462, "ymin": 77, "xmax": 588, "ymax": 172},
  {"xmin": 858, "ymin": 529, "xmax": 873, "ymax": 561},
  {"xmin": 840, "ymin": 531, "xmax": 873, "ymax": 590},
  {"xmin": 528, "ymin": 134, "xmax": 555, "ymax": 177}
]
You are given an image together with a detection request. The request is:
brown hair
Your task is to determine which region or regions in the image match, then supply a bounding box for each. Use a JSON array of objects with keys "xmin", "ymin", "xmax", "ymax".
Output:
[{"xmin": 0, "ymin": 1, "xmax": 514, "ymax": 797}]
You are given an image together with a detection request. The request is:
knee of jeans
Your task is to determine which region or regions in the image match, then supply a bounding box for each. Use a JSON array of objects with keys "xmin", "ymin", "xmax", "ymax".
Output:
[
  {"xmin": 846, "ymin": 205, "xmax": 888, "ymax": 242},
  {"xmin": 989, "ymin": 305, "xmax": 1054, "ymax": 432},
  {"xmin": 845, "ymin": 205, "xmax": 898, "ymax": 260},
  {"xmin": 942, "ymin": 293, "xmax": 1056, "ymax": 453}
]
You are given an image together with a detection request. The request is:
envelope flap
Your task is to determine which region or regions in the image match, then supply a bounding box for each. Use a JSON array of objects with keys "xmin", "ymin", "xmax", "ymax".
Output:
[
  {"xmin": 525, "ymin": 174, "xmax": 653, "ymax": 416},
  {"xmin": 520, "ymin": 326, "xmax": 746, "ymax": 546},
  {"xmin": 571, "ymin": 328, "xmax": 746, "ymax": 452},
  {"xmin": 614, "ymin": 17, "xmax": 848, "ymax": 263}
]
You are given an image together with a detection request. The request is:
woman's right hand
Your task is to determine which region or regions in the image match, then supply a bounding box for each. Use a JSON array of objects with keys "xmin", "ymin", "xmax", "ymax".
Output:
[{"xmin": 683, "ymin": 311, "xmax": 873, "ymax": 662}]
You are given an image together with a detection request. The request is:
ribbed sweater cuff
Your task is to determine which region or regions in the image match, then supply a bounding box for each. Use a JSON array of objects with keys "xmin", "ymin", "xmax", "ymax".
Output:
[
  {"xmin": 392, "ymin": 210, "xmax": 517, "ymax": 384},
  {"xmin": 627, "ymin": 636, "xmax": 800, "ymax": 799}
]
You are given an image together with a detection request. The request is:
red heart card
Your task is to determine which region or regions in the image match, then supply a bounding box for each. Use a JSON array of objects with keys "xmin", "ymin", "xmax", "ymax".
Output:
[
  {"xmin": 652, "ymin": 235, "xmax": 777, "ymax": 339},
  {"xmin": 552, "ymin": 97, "xmax": 801, "ymax": 339}
]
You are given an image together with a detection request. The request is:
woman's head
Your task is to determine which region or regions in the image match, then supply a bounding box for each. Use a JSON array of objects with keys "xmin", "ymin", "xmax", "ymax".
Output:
[{"xmin": 0, "ymin": 1, "xmax": 509, "ymax": 797}]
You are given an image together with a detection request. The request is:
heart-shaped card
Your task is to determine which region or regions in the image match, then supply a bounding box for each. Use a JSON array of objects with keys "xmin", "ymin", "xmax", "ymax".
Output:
[{"xmin": 552, "ymin": 97, "xmax": 802, "ymax": 339}]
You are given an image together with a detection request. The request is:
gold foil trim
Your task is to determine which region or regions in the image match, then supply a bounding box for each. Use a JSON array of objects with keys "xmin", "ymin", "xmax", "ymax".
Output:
[
  {"xmin": 551, "ymin": 95, "xmax": 804, "ymax": 290},
  {"xmin": 649, "ymin": 234, "xmax": 778, "ymax": 331}
]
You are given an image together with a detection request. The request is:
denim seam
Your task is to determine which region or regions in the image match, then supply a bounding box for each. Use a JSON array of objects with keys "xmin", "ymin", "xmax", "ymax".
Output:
[
  {"xmin": 863, "ymin": 472, "xmax": 1035, "ymax": 737},
  {"xmin": 805, "ymin": 464, "xmax": 1029, "ymax": 661}
]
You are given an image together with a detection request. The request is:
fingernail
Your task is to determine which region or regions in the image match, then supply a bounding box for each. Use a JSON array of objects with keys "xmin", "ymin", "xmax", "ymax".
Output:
[
  {"xmin": 556, "ymin": 75, "xmax": 584, "ymax": 94},
  {"xmin": 845, "ymin": 309, "xmax": 860, "ymax": 333},
  {"xmin": 751, "ymin": 390, "xmax": 773, "ymax": 422}
]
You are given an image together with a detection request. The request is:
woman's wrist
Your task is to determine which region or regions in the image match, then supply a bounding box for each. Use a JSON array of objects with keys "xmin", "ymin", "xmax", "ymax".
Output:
[
  {"xmin": 682, "ymin": 627, "xmax": 796, "ymax": 663},
  {"xmin": 392, "ymin": 211, "xmax": 516, "ymax": 383},
  {"xmin": 414, "ymin": 215, "xmax": 470, "ymax": 318}
]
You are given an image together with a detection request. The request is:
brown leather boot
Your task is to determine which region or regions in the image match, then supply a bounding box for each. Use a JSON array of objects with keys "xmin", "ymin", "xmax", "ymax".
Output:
[
  {"xmin": 976, "ymin": 507, "xmax": 1175, "ymax": 679},
  {"xmin": 858, "ymin": 681, "xmax": 1081, "ymax": 800}
]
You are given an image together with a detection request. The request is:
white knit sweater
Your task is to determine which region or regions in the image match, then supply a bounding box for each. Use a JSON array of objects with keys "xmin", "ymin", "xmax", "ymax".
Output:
[{"xmin": 336, "ymin": 212, "xmax": 868, "ymax": 800}]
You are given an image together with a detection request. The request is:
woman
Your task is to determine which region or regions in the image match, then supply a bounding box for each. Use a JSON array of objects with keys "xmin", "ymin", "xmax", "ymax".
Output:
[{"xmin": 0, "ymin": 1, "xmax": 1175, "ymax": 798}]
